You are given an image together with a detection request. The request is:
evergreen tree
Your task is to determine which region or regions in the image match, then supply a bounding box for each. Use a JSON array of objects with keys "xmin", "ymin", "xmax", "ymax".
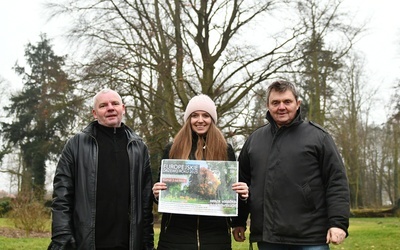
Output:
[{"xmin": 1, "ymin": 34, "xmax": 83, "ymax": 196}]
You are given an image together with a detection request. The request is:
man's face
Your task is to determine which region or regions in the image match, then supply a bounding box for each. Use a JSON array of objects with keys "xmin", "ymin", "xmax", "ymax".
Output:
[
  {"xmin": 92, "ymin": 91, "xmax": 125, "ymax": 127},
  {"xmin": 267, "ymin": 89, "xmax": 301, "ymax": 127}
]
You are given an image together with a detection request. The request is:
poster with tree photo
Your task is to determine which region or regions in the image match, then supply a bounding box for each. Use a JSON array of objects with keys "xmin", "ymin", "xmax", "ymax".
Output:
[{"xmin": 158, "ymin": 159, "xmax": 238, "ymax": 216}]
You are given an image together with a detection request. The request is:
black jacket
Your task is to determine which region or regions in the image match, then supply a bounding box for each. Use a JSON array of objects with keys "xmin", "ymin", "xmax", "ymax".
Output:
[
  {"xmin": 156, "ymin": 140, "xmax": 236, "ymax": 250},
  {"xmin": 50, "ymin": 121, "xmax": 154, "ymax": 250},
  {"xmin": 232, "ymin": 110, "xmax": 350, "ymax": 245}
]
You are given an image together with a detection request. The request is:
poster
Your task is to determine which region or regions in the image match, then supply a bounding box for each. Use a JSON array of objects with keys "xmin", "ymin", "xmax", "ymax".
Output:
[{"xmin": 158, "ymin": 159, "xmax": 238, "ymax": 217}]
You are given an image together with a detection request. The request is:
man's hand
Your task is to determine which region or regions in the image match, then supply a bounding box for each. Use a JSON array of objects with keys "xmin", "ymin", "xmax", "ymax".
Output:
[
  {"xmin": 232, "ymin": 226, "xmax": 246, "ymax": 242},
  {"xmin": 326, "ymin": 227, "xmax": 346, "ymax": 245},
  {"xmin": 232, "ymin": 182, "xmax": 249, "ymax": 200},
  {"xmin": 48, "ymin": 234, "xmax": 76, "ymax": 250}
]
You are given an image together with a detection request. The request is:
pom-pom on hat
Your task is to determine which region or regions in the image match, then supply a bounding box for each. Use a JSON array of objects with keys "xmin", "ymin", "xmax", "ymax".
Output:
[{"xmin": 184, "ymin": 94, "xmax": 217, "ymax": 123}]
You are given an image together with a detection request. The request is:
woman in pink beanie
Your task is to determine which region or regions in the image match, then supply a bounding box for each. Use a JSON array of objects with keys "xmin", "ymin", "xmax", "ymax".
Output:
[{"xmin": 153, "ymin": 94, "xmax": 249, "ymax": 250}]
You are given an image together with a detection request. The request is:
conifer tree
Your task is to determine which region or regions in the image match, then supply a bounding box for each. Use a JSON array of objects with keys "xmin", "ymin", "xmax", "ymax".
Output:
[{"xmin": 1, "ymin": 34, "xmax": 83, "ymax": 197}]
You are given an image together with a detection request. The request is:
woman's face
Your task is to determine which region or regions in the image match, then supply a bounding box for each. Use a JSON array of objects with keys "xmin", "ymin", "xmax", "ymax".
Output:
[{"xmin": 190, "ymin": 111, "xmax": 212, "ymax": 135}]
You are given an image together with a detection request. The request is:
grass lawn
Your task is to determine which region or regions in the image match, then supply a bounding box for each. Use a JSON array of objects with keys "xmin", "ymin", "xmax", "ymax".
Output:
[
  {"xmin": 329, "ymin": 217, "xmax": 400, "ymax": 250},
  {"xmin": 0, "ymin": 217, "xmax": 399, "ymax": 249}
]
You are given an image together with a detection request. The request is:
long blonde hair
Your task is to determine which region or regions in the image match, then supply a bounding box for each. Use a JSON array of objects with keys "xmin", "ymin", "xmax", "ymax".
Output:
[{"xmin": 169, "ymin": 120, "xmax": 228, "ymax": 161}]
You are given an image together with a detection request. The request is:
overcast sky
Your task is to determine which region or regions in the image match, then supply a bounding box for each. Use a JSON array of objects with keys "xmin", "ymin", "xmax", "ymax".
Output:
[{"xmin": 0, "ymin": 0, "xmax": 400, "ymax": 192}]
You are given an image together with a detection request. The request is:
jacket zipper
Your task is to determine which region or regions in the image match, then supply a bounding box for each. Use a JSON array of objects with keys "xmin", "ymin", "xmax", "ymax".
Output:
[
  {"xmin": 226, "ymin": 218, "xmax": 231, "ymax": 235},
  {"xmin": 197, "ymin": 216, "xmax": 200, "ymax": 250},
  {"xmin": 164, "ymin": 214, "xmax": 172, "ymax": 231}
]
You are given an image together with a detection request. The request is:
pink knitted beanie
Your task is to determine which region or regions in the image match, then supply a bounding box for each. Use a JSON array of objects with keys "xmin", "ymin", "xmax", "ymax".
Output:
[{"xmin": 184, "ymin": 94, "xmax": 217, "ymax": 123}]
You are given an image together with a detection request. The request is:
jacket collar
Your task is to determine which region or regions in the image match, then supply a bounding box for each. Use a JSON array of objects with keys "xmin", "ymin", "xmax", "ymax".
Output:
[{"xmin": 83, "ymin": 120, "xmax": 141, "ymax": 141}]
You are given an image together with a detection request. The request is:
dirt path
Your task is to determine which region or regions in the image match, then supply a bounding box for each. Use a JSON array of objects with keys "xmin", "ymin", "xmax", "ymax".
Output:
[{"xmin": 0, "ymin": 227, "xmax": 50, "ymax": 238}]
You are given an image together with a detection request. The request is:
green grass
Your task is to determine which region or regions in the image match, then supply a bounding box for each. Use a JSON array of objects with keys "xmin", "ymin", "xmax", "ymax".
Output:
[
  {"xmin": 0, "ymin": 218, "xmax": 51, "ymax": 250},
  {"xmin": 329, "ymin": 217, "xmax": 400, "ymax": 250},
  {"xmin": 1, "ymin": 217, "xmax": 399, "ymax": 249},
  {"xmin": 0, "ymin": 218, "xmax": 14, "ymax": 228},
  {"xmin": 0, "ymin": 238, "xmax": 50, "ymax": 250}
]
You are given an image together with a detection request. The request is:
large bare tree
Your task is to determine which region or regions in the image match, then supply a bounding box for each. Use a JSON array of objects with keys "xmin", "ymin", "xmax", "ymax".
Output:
[
  {"xmin": 46, "ymin": 1, "xmax": 366, "ymax": 190},
  {"xmin": 47, "ymin": 0, "xmax": 308, "ymax": 174}
]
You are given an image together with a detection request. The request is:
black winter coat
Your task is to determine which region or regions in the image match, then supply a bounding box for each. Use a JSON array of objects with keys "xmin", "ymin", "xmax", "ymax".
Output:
[
  {"xmin": 50, "ymin": 121, "xmax": 154, "ymax": 250},
  {"xmin": 156, "ymin": 139, "xmax": 236, "ymax": 250},
  {"xmin": 232, "ymin": 110, "xmax": 350, "ymax": 245}
]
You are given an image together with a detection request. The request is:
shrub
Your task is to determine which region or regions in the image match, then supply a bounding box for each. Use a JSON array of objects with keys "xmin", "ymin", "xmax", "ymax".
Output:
[
  {"xmin": 8, "ymin": 192, "xmax": 50, "ymax": 236},
  {"xmin": 0, "ymin": 197, "xmax": 12, "ymax": 217}
]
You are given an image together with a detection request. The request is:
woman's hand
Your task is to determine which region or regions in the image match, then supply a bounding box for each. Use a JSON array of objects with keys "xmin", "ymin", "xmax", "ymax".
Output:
[
  {"xmin": 232, "ymin": 182, "xmax": 249, "ymax": 200},
  {"xmin": 152, "ymin": 182, "xmax": 167, "ymax": 199}
]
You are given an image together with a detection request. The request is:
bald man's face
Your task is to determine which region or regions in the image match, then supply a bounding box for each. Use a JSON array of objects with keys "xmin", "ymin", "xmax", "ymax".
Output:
[{"xmin": 92, "ymin": 91, "xmax": 125, "ymax": 127}]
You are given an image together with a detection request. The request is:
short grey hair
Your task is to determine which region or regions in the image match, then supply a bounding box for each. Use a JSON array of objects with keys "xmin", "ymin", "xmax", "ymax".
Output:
[{"xmin": 92, "ymin": 89, "xmax": 122, "ymax": 108}]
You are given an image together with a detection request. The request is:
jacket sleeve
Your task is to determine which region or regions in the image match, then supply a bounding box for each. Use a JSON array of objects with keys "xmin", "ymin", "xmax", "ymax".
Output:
[
  {"xmin": 227, "ymin": 143, "xmax": 237, "ymax": 161},
  {"xmin": 50, "ymin": 138, "xmax": 76, "ymax": 240},
  {"xmin": 153, "ymin": 143, "xmax": 172, "ymax": 204},
  {"xmin": 231, "ymin": 139, "xmax": 250, "ymax": 228},
  {"xmin": 141, "ymin": 145, "xmax": 155, "ymax": 249},
  {"xmin": 321, "ymin": 134, "xmax": 350, "ymax": 235},
  {"xmin": 158, "ymin": 143, "xmax": 172, "ymax": 181}
]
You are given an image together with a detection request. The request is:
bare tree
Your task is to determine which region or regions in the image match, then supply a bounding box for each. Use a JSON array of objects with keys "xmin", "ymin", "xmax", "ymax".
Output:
[
  {"xmin": 290, "ymin": 0, "xmax": 364, "ymax": 125},
  {"xmin": 386, "ymin": 81, "xmax": 400, "ymax": 205},
  {"xmin": 46, "ymin": 0, "xmax": 309, "ymax": 174},
  {"xmin": 0, "ymin": 77, "xmax": 21, "ymax": 193},
  {"xmin": 45, "ymin": 2, "xmax": 368, "ymax": 201},
  {"xmin": 327, "ymin": 52, "xmax": 377, "ymax": 208}
]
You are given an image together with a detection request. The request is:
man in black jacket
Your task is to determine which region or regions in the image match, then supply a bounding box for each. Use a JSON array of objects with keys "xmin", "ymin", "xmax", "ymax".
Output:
[
  {"xmin": 48, "ymin": 89, "xmax": 154, "ymax": 250},
  {"xmin": 232, "ymin": 80, "xmax": 350, "ymax": 250}
]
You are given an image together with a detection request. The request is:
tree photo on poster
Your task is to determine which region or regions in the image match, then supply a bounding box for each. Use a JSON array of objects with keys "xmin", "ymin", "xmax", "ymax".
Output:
[{"xmin": 158, "ymin": 159, "xmax": 238, "ymax": 217}]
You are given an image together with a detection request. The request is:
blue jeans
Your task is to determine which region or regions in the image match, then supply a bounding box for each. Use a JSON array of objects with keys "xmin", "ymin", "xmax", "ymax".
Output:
[{"xmin": 257, "ymin": 242, "xmax": 329, "ymax": 250}]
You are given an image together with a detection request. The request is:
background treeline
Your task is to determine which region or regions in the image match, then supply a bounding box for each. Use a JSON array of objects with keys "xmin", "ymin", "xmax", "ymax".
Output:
[{"xmin": 0, "ymin": 0, "xmax": 399, "ymax": 213}]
